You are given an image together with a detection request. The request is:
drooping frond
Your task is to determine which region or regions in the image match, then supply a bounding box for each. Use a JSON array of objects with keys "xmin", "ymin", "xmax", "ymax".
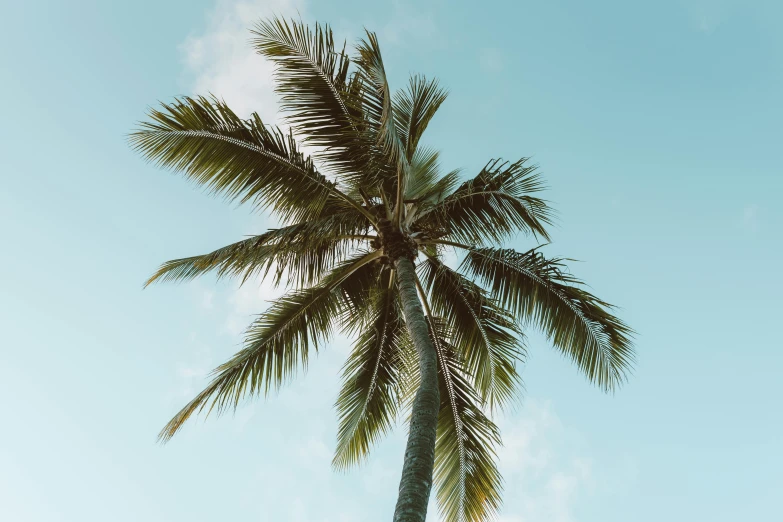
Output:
[
  {"xmin": 418, "ymin": 159, "xmax": 553, "ymax": 244},
  {"xmin": 393, "ymin": 75, "xmax": 448, "ymax": 162},
  {"xmin": 129, "ymin": 95, "xmax": 371, "ymax": 223},
  {"xmin": 419, "ymin": 255, "xmax": 525, "ymax": 410},
  {"xmin": 434, "ymin": 340, "xmax": 504, "ymax": 522},
  {"xmin": 414, "ymin": 304, "xmax": 503, "ymax": 522},
  {"xmin": 460, "ymin": 247, "xmax": 635, "ymax": 392},
  {"xmin": 144, "ymin": 211, "xmax": 371, "ymax": 289},
  {"xmin": 158, "ymin": 251, "xmax": 382, "ymax": 442},
  {"xmin": 333, "ymin": 268, "xmax": 407, "ymax": 469},
  {"xmin": 251, "ymin": 17, "xmax": 367, "ymax": 180}
]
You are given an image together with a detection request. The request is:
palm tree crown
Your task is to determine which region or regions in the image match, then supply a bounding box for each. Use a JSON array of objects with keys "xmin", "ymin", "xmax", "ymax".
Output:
[{"xmin": 131, "ymin": 17, "xmax": 634, "ymax": 522}]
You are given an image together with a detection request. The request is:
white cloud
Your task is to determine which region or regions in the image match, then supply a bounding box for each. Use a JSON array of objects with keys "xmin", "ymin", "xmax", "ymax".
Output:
[
  {"xmin": 180, "ymin": 0, "xmax": 305, "ymax": 119},
  {"xmin": 201, "ymin": 290, "xmax": 214, "ymax": 309},
  {"xmin": 497, "ymin": 399, "xmax": 596, "ymax": 522},
  {"xmin": 682, "ymin": 0, "xmax": 736, "ymax": 35},
  {"xmin": 170, "ymin": 331, "xmax": 214, "ymax": 399},
  {"xmin": 223, "ymin": 275, "xmax": 283, "ymax": 337},
  {"xmin": 741, "ymin": 203, "xmax": 759, "ymax": 232},
  {"xmin": 479, "ymin": 48, "xmax": 504, "ymax": 73},
  {"xmin": 380, "ymin": 5, "xmax": 442, "ymax": 49}
]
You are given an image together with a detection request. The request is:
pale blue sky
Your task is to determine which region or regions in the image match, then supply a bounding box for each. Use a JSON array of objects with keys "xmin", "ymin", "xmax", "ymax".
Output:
[{"xmin": 1, "ymin": 0, "xmax": 781, "ymax": 521}]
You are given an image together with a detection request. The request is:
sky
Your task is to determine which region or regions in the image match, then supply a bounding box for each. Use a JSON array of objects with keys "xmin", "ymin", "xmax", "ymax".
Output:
[{"xmin": 0, "ymin": 0, "xmax": 781, "ymax": 521}]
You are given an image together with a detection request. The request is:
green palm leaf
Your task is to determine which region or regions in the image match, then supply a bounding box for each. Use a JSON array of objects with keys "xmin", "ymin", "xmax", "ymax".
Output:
[
  {"xmin": 129, "ymin": 95, "xmax": 371, "ymax": 223},
  {"xmin": 433, "ymin": 337, "xmax": 503, "ymax": 522},
  {"xmin": 158, "ymin": 251, "xmax": 381, "ymax": 441},
  {"xmin": 461, "ymin": 246, "xmax": 635, "ymax": 391},
  {"xmin": 403, "ymin": 148, "xmax": 461, "ymax": 205},
  {"xmin": 144, "ymin": 211, "xmax": 371, "ymax": 289},
  {"xmin": 353, "ymin": 31, "xmax": 403, "ymax": 166},
  {"xmin": 419, "ymin": 255, "xmax": 525, "ymax": 410},
  {"xmin": 251, "ymin": 17, "xmax": 369, "ymax": 181},
  {"xmin": 333, "ymin": 267, "xmax": 407, "ymax": 469},
  {"xmin": 410, "ymin": 304, "xmax": 503, "ymax": 522},
  {"xmin": 353, "ymin": 31, "xmax": 410, "ymax": 214},
  {"xmin": 419, "ymin": 159, "xmax": 553, "ymax": 244},
  {"xmin": 393, "ymin": 75, "xmax": 448, "ymax": 162}
]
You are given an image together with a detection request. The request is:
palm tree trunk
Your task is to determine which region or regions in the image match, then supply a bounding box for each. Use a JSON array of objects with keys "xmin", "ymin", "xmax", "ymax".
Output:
[{"xmin": 392, "ymin": 256, "xmax": 440, "ymax": 522}]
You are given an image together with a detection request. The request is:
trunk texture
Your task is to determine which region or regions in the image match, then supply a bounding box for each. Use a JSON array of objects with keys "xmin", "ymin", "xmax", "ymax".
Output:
[{"xmin": 392, "ymin": 257, "xmax": 440, "ymax": 522}]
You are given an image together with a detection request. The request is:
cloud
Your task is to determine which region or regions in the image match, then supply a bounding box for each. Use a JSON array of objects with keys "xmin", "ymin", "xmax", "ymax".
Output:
[
  {"xmin": 496, "ymin": 399, "xmax": 596, "ymax": 522},
  {"xmin": 682, "ymin": 0, "xmax": 736, "ymax": 35},
  {"xmin": 379, "ymin": 4, "xmax": 442, "ymax": 49},
  {"xmin": 178, "ymin": 0, "xmax": 309, "ymax": 339},
  {"xmin": 479, "ymin": 48, "xmax": 504, "ymax": 73},
  {"xmin": 170, "ymin": 331, "xmax": 214, "ymax": 399},
  {"xmin": 741, "ymin": 203, "xmax": 759, "ymax": 232},
  {"xmin": 201, "ymin": 290, "xmax": 214, "ymax": 309},
  {"xmin": 223, "ymin": 275, "xmax": 283, "ymax": 337},
  {"xmin": 179, "ymin": 0, "xmax": 305, "ymax": 119}
]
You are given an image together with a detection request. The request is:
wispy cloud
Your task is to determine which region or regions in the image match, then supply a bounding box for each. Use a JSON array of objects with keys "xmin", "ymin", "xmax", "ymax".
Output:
[
  {"xmin": 170, "ymin": 331, "xmax": 214, "ymax": 399},
  {"xmin": 497, "ymin": 399, "xmax": 598, "ymax": 522},
  {"xmin": 682, "ymin": 0, "xmax": 736, "ymax": 35},
  {"xmin": 201, "ymin": 290, "xmax": 214, "ymax": 310},
  {"xmin": 223, "ymin": 275, "xmax": 283, "ymax": 337},
  {"xmin": 179, "ymin": 0, "xmax": 305, "ymax": 119},
  {"xmin": 741, "ymin": 203, "xmax": 760, "ymax": 233},
  {"xmin": 479, "ymin": 48, "xmax": 504, "ymax": 73},
  {"xmin": 379, "ymin": 3, "xmax": 442, "ymax": 49}
]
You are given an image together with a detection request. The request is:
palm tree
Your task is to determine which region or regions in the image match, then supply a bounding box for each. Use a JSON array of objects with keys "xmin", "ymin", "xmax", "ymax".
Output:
[{"xmin": 131, "ymin": 17, "xmax": 634, "ymax": 522}]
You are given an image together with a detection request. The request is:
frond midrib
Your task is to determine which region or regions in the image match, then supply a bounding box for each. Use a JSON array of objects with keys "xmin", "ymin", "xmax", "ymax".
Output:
[
  {"xmin": 144, "ymin": 128, "xmax": 376, "ymax": 224},
  {"xmin": 470, "ymin": 248, "xmax": 614, "ymax": 375}
]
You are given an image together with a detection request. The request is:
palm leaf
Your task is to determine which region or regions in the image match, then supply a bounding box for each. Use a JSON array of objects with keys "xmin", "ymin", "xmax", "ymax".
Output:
[
  {"xmin": 353, "ymin": 31, "xmax": 403, "ymax": 165},
  {"xmin": 412, "ymin": 295, "xmax": 503, "ymax": 522},
  {"xmin": 419, "ymin": 255, "xmax": 525, "ymax": 410},
  {"xmin": 433, "ymin": 336, "xmax": 503, "ymax": 522},
  {"xmin": 418, "ymin": 158, "xmax": 553, "ymax": 244},
  {"xmin": 158, "ymin": 251, "xmax": 381, "ymax": 441},
  {"xmin": 333, "ymin": 267, "xmax": 408, "ymax": 469},
  {"xmin": 461, "ymin": 246, "xmax": 635, "ymax": 392},
  {"xmin": 353, "ymin": 31, "xmax": 409, "ymax": 217},
  {"xmin": 251, "ymin": 17, "xmax": 369, "ymax": 181},
  {"xmin": 403, "ymin": 148, "xmax": 461, "ymax": 204},
  {"xmin": 129, "ymin": 95, "xmax": 371, "ymax": 223},
  {"xmin": 393, "ymin": 75, "xmax": 448, "ymax": 162},
  {"xmin": 144, "ymin": 211, "xmax": 370, "ymax": 289}
]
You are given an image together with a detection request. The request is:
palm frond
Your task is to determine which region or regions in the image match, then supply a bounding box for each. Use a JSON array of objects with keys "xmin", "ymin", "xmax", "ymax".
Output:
[
  {"xmin": 158, "ymin": 251, "xmax": 381, "ymax": 442},
  {"xmin": 460, "ymin": 246, "xmax": 635, "ymax": 392},
  {"xmin": 393, "ymin": 75, "xmax": 448, "ymax": 162},
  {"xmin": 434, "ymin": 337, "xmax": 503, "ymax": 522},
  {"xmin": 129, "ymin": 95, "xmax": 372, "ymax": 223},
  {"xmin": 419, "ymin": 255, "xmax": 525, "ymax": 410},
  {"xmin": 333, "ymin": 268, "xmax": 408, "ymax": 469},
  {"xmin": 145, "ymin": 211, "xmax": 371, "ymax": 289},
  {"xmin": 413, "ymin": 291, "xmax": 503, "ymax": 522},
  {"xmin": 251, "ymin": 17, "xmax": 370, "ymax": 180},
  {"xmin": 353, "ymin": 31, "xmax": 410, "ymax": 220},
  {"xmin": 417, "ymin": 158, "xmax": 553, "ymax": 244},
  {"xmin": 354, "ymin": 31, "xmax": 403, "ymax": 166},
  {"xmin": 404, "ymin": 148, "xmax": 460, "ymax": 203}
]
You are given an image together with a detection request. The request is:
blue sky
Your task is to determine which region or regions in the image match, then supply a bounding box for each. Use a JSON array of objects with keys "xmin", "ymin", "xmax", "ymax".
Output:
[{"xmin": 1, "ymin": 0, "xmax": 781, "ymax": 520}]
